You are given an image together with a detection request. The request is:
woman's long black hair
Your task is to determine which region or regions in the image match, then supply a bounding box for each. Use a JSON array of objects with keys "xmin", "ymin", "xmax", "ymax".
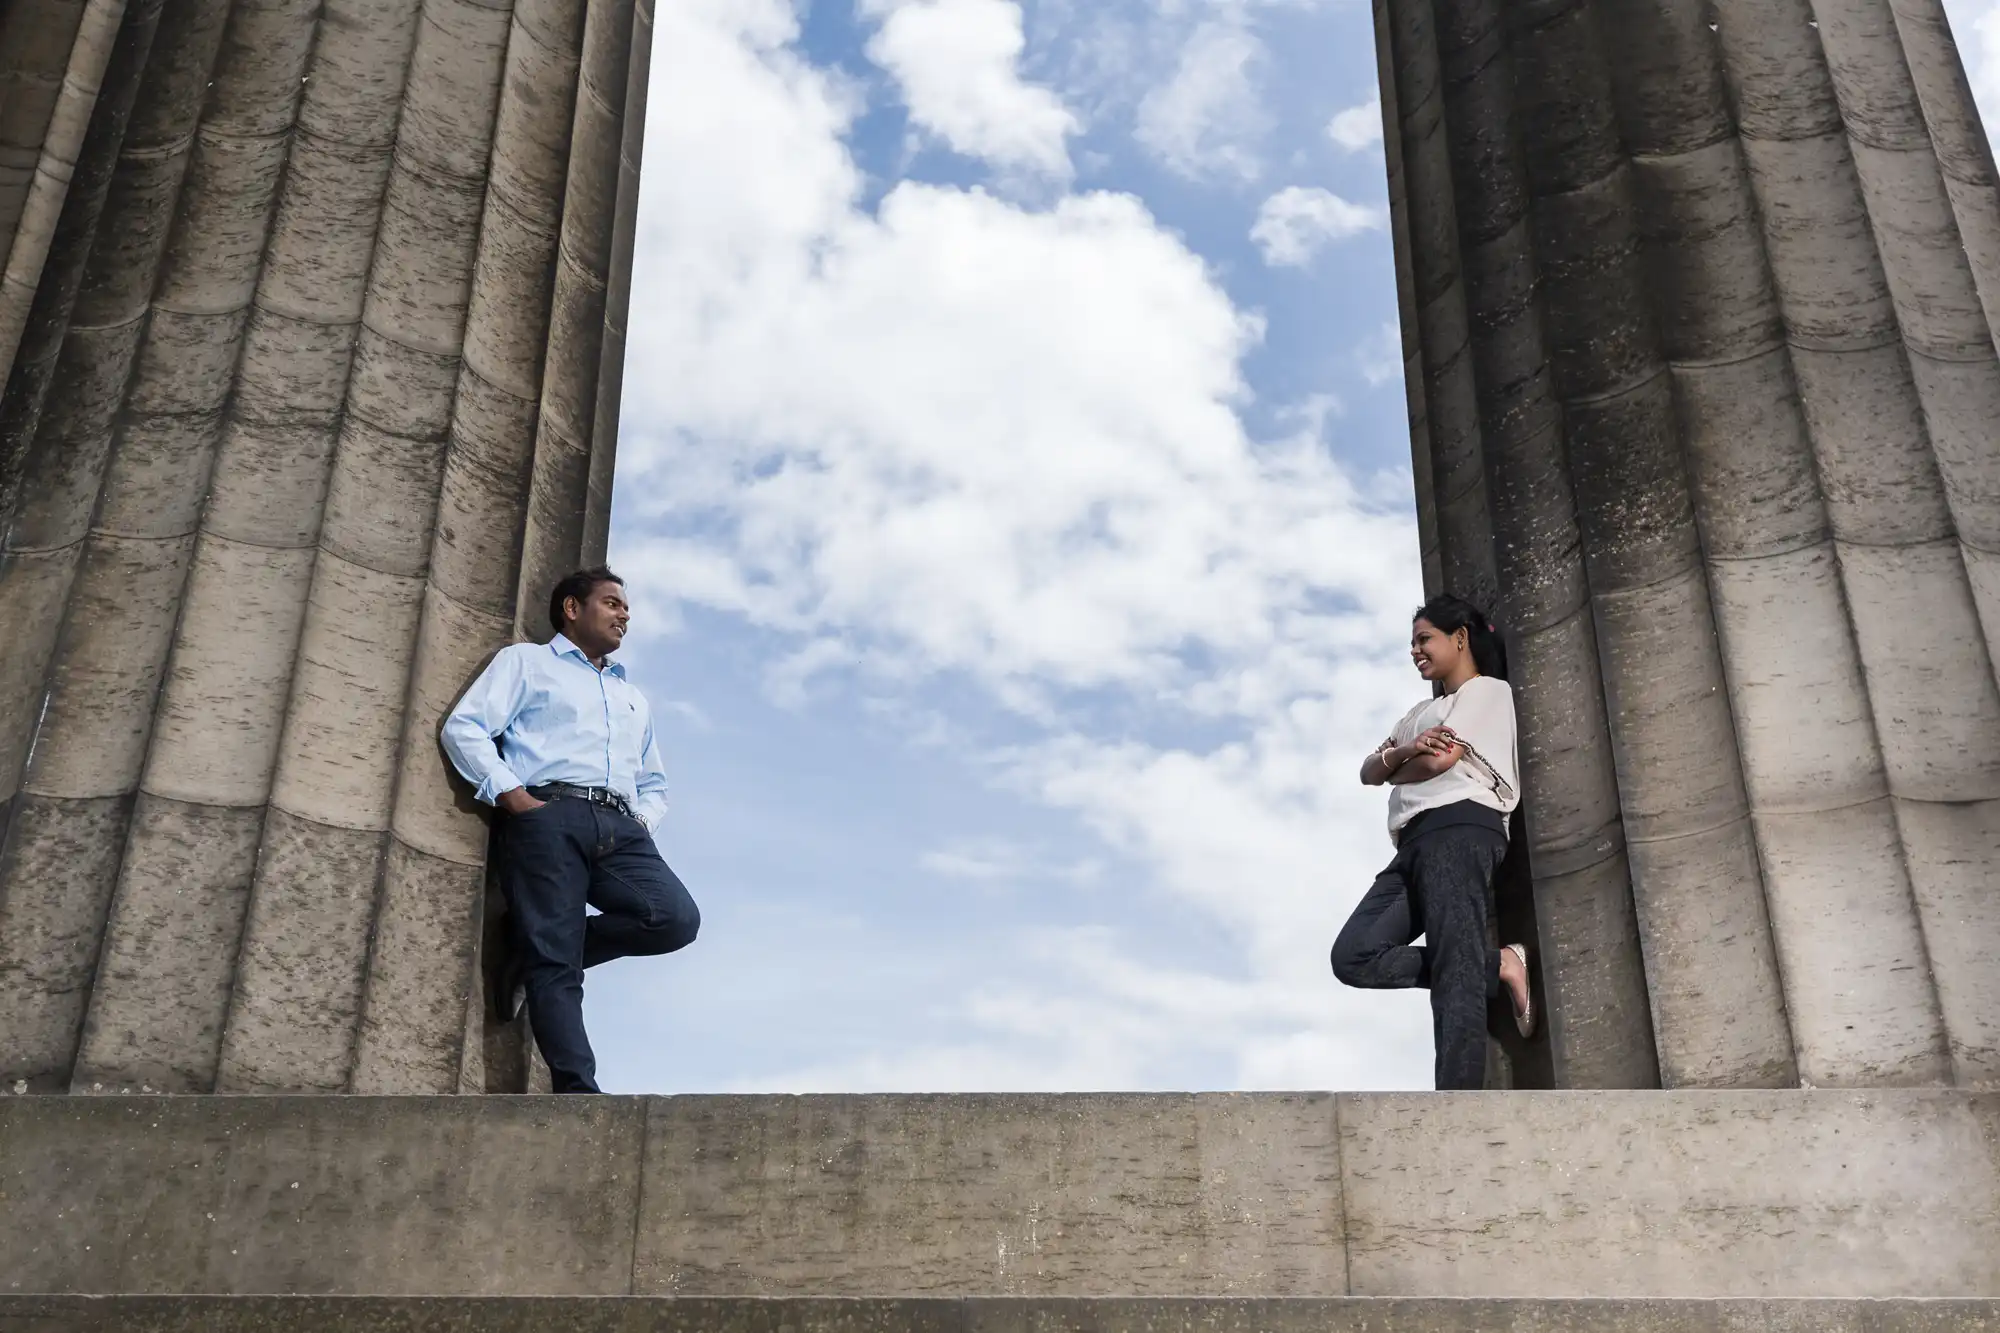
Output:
[{"xmin": 1415, "ymin": 593, "xmax": 1508, "ymax": 683}]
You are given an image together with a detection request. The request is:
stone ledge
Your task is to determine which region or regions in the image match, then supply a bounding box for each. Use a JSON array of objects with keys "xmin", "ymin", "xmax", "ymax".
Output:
[
  {"xmin": 2, "ymin": 1296, "xmax": 1999, "ymax": 1332},
  {"xmin": 1, "ymin": 1092, "xmax": 1995, "ymax": 1298}
]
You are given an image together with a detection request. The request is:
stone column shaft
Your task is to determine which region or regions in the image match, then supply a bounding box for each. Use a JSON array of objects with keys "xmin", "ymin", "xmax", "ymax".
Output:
[
  {"xmin": 2, "ymin": 0, "xmax": 651, "ymax": 1096},
  {"xmin": 1601, "ymin": 0, "xmax": 1950, "ymax": 1087},
  {"xmin": 208, "ymin": 0, "xmax": 438, "ymax": 1094},
  {"xmin": 68, "ymin": 0, "xmax": 352, "ymax": 1095},
  {"xmin": 1717, "ymin": 0, "xmax": 2000, "ymax": 1087},
  {"xmin": 0, "ymin": 0, "xmax": 228, "ymax": 1088},
  {"xmin": 1511, "ymin": 0, "xmax": 1796, "ymax": 1089},
  {"xmin": 1435, "ymin": 0, "xmax": 1658, "ymax": 1088},
  {"xmin": 0, "ymin": 0, "xmax": 92, "ymax": 262},
  {"xmin": 1383, "ymin": 0, "xmax": 1499, "ymax": 613},
  {"xmin": 351, "ymin": 0, "xmax": 591, "ymax": 1094},
  {"xmin": 1381, "ymin": 0, "xmax": 2000, "ymax": 1085},
  {"xmin": 0, "ymin": 0, "xmax": 128, "ymax": 385}
]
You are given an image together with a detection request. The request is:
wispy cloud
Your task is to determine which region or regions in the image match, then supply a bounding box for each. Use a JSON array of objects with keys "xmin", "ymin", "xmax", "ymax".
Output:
[
  {"xmin": 920, "ymin": 837, "xmax": 1101, "ymax": 885},
  {"xmin": 1355, "ymin": 320, "xmax": 1402, "ymax": 387},
  {"xmin": 1134, "ymin": 13, "xmax": 1269, "ymax": 181},
  {"xmin": 1251, "ymin": 185, "xmax": 1385, "ymax": 266}
]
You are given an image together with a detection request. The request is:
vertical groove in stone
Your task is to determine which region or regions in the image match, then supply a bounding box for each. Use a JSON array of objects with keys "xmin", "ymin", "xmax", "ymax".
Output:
[
  {"xmin": 207, "ymin": 0, "xmax": 439, "ymax": 1095},
  {"xmin": 64, "ymin": 0, "xmax": 325, "ymax": 1095},
  {"xmin": 1373, "ymin": 0, "xmax": 1441, "ymax": 598},
  {"xmin": 0, "ymin": 0, "xmax": 236, "ymax": 1091},
  {"xmin": 1385, "ymin": 0, "xmax": 1521, "ymax": 1086},
  {"xmin": 0, "ymin": 0, "xmax": 220, "ymax": 774},
  {"xmin": 349, "ymin": 0, "xmax": 572, "ymax": 1095},
  {"xmin": 1384, "ymin": 0, "xmax": 1497, "ymax": 610},
  {"xmin": 1602, "ymin": 0, "xmax": 1949, "ymax": 1087},
  {"xmin": 1813, "ymin": 0, "xmax": 2000, "ymax": 1087},
  {"xmin": 512, "ymin": 0, "xmax": 629, "ymax": 635},
  {"xmin": 1718, "ymin": 0, "xmax": 2000, "ymax": 1087},
  {"xmin": 0, "ymin": 0, "xmax": 128, "ymax": 382},
  {"xmin": 1886, "ymin": 0, "xmax": 2000, "ymax": 339},
  {"xmin": 578, "ymin": 0, "xmax": 648, "ymax": 571},
  {"xmin": 0, "ymin": 0, "xmax": 158, "ymax": 533},
  {"xmin": 1812, "ymin": 0, "xmax": 2000, "ymax": 673},
  {"xmin": 474, "ymin": 0, "xmax": 636, "ymax": 1089},
  {"xmin": 0, "ymin": 0, "xmax": 92, "ymax": 270},
  {"xmin": 1511, "ymin": 0, "xmax": 1796, "ymax": 1088},
  {"xmin": 0, "ymin": 0, "xmax": 162, "ymax": 825},
  {"xmin": 1425, "ymin": 0, "xmax": 1655, "ymax": 1088}
]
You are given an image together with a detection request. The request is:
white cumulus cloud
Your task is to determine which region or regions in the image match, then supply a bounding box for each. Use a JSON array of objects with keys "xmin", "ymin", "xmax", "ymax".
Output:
[
  {"xmin": 1251, "ymin": 185, "xmax": 1385, "ymax": 266},
  {"xmin": 864, "ymin": 0, "xmax": 1081, "ymax": 178},
  {"xmin": 624, "ymin": 0, "xmax": 1431, "ymax": 1092},
  {"xmin": 1326, "ymin": 94, "xmax": 1382, "ymax": 153}
]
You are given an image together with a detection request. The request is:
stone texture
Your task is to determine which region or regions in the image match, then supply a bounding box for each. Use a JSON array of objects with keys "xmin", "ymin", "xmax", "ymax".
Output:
[
  {"xmin": 6, "ymin": 0, "xmax": 2000, "ymax": 1103},
  {"xmin": 634, "ymin": 1093, "xmax": 1346, "ymax": 1297},
  {"xmin": 0, "ymin": 1096, "xmax": 646, "ymax": 1294},
  {"xmin": 0, "ymin": 1093, "xmax": 1996, "ymax": 1299},
  {"xmin": 1382, "ymin": 0, "xmax": 2000, "ymax": 1088},
  {"xmin": 0, "ymin": 0, "xmax": 639, "ymax": 1093},
  {"xmin": 1, "ymin": 1300, "xmax": 1999, "ymax": 1333},
  {"xmin": 1337, "ymin": 1091, "xmax": 2000, "ymax": 1297}
]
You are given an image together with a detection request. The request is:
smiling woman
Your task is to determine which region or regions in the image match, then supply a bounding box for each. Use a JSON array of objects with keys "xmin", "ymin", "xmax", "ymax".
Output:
[{"xmin": 1332, "ymin": 594, "xmax": 1529, "ymax": 1090}]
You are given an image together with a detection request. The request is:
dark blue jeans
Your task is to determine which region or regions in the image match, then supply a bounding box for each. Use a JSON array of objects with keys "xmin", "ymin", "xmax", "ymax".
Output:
[
  {"xmin": 498, "ymin": 798, "xmax": 700, "ymax": 1092},
  {"xmin": 1330, "ymin": 824, "xmax": 1506, "ymax": 1090}
]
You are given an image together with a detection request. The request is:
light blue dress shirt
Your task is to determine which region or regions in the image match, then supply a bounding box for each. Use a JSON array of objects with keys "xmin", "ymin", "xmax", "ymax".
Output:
[{"xmin": 441, "ymin": 633, "xmax": 669, "ymax": 829}]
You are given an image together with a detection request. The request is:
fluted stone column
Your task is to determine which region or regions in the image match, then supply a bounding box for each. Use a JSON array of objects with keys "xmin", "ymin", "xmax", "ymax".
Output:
[
  {"xmin": 0, "ymin": 0, "xmax": 230, "ymax": 1092},
  {"xmin": 1380, "ymin": 0, "xmax": 2000, "ymax": 1086},
  {"xmin": 0, "ymin": 0, "xmax": 648, "ymax": 1095}
]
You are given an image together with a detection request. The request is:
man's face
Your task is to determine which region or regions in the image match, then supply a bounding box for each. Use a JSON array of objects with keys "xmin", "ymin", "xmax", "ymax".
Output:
[{"xmin": 566, "ymin": 580, "xmax": 630, "ymax": 656}]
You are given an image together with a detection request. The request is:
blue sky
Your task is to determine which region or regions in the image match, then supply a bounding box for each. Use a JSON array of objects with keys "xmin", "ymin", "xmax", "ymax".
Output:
[
  {"xmin": 579, "ymin": 0, "xmax": 2000, "ymax": 1094},
  {"xmin": 584, "ymin": 0, "xmax": 1440, "ymax": 1094},
  {"xmin": 565, "ymin": 0, "xmax": 2000, "ymax": 1095}
]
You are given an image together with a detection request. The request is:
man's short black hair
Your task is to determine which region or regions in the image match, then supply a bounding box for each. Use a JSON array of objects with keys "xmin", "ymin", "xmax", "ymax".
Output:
[{"xmin": 549, "ymin": 566, "xmax": 624, "ymax": 635}]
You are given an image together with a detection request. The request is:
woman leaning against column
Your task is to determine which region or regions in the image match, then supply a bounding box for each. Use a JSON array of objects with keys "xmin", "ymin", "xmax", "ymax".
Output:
[{"xmin": 1332, "ymin": 593, "xmax": 1533, "ymax": 1089}]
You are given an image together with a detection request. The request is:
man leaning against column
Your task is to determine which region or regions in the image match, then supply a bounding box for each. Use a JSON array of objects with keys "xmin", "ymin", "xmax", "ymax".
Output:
[{"xmin": 441, "ymin": 566, "xmax": 701, "ymax": 1093}]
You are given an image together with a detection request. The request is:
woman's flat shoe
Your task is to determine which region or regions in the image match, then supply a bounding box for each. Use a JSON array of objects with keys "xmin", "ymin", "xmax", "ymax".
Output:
[{"xmin": 1505, "ymin": 943, "xmax": 1535, "ymax": 1038}]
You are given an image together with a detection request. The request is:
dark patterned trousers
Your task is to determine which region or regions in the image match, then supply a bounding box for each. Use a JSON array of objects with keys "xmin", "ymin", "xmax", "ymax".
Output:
[{"xmin": 1330, "ymin": 824, "xmax": 1508, "ymax": 1090}]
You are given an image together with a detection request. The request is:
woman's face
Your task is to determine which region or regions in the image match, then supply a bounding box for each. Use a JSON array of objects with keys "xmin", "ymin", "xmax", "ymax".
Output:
[{"xmin": 1410, "ymin": 617, "xmax": 1466, "ymax": 683}]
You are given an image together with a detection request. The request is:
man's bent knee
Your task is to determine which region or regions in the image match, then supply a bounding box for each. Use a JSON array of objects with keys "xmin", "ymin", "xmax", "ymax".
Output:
[
  {"xmin": 670, "ymin": 906, "xmax": 700, "ymax": 952},
  {"xmin": 636, "ymin": 904, "xmax": 699, "ymax": 956}
]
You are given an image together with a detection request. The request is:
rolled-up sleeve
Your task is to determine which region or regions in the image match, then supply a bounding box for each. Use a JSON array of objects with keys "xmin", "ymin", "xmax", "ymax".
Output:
[
  {"xmin": 442, "ymin": 649, "xmax": 528, "ymax": 805},
  {"xmin": 634, "ymin": 715, "xmax": 669, "ymax": 831}
]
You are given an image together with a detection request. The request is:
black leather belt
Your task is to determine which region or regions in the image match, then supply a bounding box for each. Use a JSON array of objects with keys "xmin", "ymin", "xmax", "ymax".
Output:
[{"xmin": 527, "ymin": 783, "xmax": 634, "ymax": 819}]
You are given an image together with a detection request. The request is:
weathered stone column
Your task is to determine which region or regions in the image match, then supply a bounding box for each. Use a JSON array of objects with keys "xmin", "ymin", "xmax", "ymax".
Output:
[
  {"xmin": 1602, "ymin": 0, "xmax": 1949, "ymax": 1088},
  {"xmin": 1379, "ymin": 0, "xmax": 2000, "ymax": 1086},
  {"xmin": 0, "ymin": 0, "xmax": 130, "ymax": 384},
  {"xmin": 0, "ymin": 0, "xmax": 647, "ymax": 1095}
]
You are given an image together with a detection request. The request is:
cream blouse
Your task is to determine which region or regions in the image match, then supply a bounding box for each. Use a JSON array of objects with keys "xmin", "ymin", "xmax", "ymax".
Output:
[{"xmin": 1381, "ymin": 675, "xmax": 1520, "ymax": 843}]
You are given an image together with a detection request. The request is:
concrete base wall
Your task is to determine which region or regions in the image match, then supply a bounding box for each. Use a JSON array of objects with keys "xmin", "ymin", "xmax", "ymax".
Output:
[
  {"xmin": 2, "ymin": 1092, "xmax": 1996, "ymax": 1299},
  {"xmin": 2, "ymin": 1298, "xmax": 1998, "ymax": 1333}
]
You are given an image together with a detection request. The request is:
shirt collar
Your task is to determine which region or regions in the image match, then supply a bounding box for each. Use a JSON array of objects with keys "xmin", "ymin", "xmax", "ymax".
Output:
[{"xmin": 549, "ymin": 632, "xmax": 627, "ymax": 677}]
